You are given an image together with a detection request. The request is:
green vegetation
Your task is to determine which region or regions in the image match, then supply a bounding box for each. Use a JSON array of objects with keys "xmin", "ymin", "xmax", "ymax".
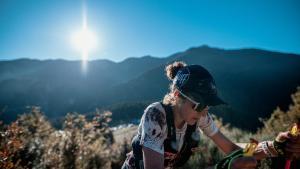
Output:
[{"xmin": 1, "ymin": 87, "xmax": 299, "ymax": 169}]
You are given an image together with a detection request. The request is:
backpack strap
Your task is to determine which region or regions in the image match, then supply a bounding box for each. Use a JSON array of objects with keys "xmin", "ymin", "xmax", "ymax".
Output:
[
  {"xmin": 160, "ymin": 102, "xmax": 199, "ymax": 167},
  {"xmin": 160, "ymin": 102, "xmax": 177, "ymax": 153}
]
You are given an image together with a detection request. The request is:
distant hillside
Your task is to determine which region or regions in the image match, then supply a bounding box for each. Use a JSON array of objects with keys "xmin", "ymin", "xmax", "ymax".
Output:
[
  {"xmin": 0, "ymin": 56, "xmax": 166, "ymax": 121},
  {"xmin": 108, "ymin": 46, "xmax": 300, "ymax": 130},
  {"xmin": 1, "ymin": 45, "xmax": 300, "ymax": 130}
]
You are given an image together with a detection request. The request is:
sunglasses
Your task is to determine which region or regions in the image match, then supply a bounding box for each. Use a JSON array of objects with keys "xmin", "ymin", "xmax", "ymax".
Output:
[{"xmin": 177, "ymin": 90, "xmax": 207, "ymax": 112}]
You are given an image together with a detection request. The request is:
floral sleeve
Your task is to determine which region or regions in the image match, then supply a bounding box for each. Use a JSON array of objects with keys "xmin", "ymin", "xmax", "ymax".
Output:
[
  {"xmin": 198, "ymin": 113, "xmax": 219, "ymax": 137},
  {"xmin": 139, "ymin": 103, "xmax": 167, "ymax": 154}
]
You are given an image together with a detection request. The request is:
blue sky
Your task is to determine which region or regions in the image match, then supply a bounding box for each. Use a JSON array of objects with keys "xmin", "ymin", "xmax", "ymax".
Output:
[{"xmin": 0, "ymin": 0, "xmax": 299, "ymax": 62}]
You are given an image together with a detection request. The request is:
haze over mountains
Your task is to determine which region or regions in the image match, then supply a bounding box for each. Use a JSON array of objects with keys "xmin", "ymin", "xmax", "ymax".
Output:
[{"xmin": 1, "ymin": 45, "xmax": 300, "ymax": 130}]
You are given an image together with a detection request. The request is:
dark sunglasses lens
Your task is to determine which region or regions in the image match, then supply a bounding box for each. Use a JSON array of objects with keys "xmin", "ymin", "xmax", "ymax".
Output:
[{"xmin": 195, "ymin": 104, "xmax": 206, "ymax": 112}]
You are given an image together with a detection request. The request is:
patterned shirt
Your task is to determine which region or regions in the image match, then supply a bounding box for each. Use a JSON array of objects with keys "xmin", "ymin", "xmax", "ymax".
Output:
[{"xmin": 138, "ymin": 102, "xmax": 219, "ymax": 154}]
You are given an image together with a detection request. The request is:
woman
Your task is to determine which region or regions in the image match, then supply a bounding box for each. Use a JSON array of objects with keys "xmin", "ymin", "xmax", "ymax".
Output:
[{"xmin": 121, "ymin": 61, "xmax": 300, "ymax": 169}]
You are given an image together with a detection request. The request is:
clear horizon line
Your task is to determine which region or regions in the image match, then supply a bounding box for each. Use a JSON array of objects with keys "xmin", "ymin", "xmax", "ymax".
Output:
[{"xmin": 0, "ymin": 44, "xmax": 299, "ymax": 63}]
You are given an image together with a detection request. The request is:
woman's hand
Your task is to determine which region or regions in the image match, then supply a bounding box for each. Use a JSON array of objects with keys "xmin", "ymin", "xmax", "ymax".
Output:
[
  {"xmin": 276, "ymin": 131, "xmax": 300, "ymax": 159},
  {"xmin": 275, "ymin": 131, "xmax": 291, "ymax": 142},
  {"xmin": 230, "ymin": 156, "xmax": 257, "ymax": 169}
]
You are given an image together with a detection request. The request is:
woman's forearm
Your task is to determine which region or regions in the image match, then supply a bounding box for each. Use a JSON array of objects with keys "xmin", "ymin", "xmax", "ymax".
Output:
[
  {"xmin": 142, "ymin": 147, "xmax": 164, "ymax": 169},
  {"xmin": 210, "ymin": 131, "xmax": 242, "ymax": 155}
]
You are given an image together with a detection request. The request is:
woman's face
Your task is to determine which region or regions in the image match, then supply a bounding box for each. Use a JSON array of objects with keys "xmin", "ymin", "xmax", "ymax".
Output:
[{"xmin": 179, "ymin": 99, "xmax": 209, "ymax": 125}]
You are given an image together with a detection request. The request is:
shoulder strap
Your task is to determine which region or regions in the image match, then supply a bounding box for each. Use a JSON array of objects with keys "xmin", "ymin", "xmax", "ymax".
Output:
[
  {"xmin": 160, "ymin": 102, "xmax": 177, "ymax": 152},
  {"xmin": 160, "ymin": 101, "xmax": 200, "ymax": 167}
]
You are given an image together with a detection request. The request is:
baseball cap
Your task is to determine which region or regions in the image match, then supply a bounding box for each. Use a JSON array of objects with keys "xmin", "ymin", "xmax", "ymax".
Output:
[{"xmin": 173, "ymin": 65, "xmax": 225, "ymax": 111}]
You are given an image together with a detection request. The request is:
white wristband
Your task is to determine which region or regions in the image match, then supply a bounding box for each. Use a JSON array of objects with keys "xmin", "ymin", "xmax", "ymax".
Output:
[{"xmin": 261, "ymin": 141, "xmax": 276, "ymax": 157}]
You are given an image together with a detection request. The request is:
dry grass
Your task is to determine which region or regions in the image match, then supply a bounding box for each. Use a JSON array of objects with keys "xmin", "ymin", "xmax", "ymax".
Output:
[{"xmin": 1, "ymin": 87, "xmax": 299, "ymax": 169}]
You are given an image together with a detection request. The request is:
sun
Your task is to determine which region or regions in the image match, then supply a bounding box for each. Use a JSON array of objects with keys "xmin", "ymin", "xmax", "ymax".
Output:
[
  {"xmin": 71, "ymin": 27, "xmax": 97, "ymax": 60},
  {"xmin": 70, "ymin": 2, "xmax": 98, "ymax": 62},
  {"xmin": 70, "ymin": 3, "xmax": 98, "ymax": 74}
]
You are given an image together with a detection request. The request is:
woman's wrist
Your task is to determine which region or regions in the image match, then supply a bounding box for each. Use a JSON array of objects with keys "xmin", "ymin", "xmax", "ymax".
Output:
[
  {"xmin": 266, "ymin": 141, "xmax": 278, "ymax": 157},
  {"xmin": 258, "ymin": 141, "xmax": 278, "ymax": 158}
]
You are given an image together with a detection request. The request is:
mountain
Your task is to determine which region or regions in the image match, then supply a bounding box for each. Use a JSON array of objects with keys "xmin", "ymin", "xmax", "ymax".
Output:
[
  {"xmin": 1, "ymin": 45, "xmax": 300, "ymax": 131},
  {"xmin": 0, "ymin": 57, "xmax": 166, "ymax": 121},
  {"xmin": 108, "ymin": 46, "xmax": 300, "ymax": 130}
]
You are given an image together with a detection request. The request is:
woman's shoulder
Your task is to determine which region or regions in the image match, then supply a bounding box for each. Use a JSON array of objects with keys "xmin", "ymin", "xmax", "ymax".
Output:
[
  {"xmin": 143, "ymin": 101, "xmax": 167, "ymax": 125},
  {"xmin": 144, "ymin": 101, "xmax": 166, "ymax": 115}
]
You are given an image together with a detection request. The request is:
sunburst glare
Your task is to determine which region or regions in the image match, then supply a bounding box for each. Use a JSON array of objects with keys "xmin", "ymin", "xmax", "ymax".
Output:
[{"xmin": 71, "ymin": 4, "xmax": 98, "ymax": 74}]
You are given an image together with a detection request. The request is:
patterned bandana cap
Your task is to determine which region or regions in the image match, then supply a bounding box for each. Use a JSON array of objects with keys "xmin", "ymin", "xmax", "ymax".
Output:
[
  {"xmin": 173, "ymin": 68, "xmax": 190, "ymax": 88},
  {"xmin": 173, "ymin": 65, "xmax": 225, "ymax": 108}
]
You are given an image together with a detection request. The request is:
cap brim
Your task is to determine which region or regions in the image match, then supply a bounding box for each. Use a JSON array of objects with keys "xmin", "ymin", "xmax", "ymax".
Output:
[
  {"xmin": 203, "ymin": 94, "xmax": 226, "ymax": 106},
  {"xmin": 193, "ymin": 93, "xmax": 226, "ymax": 106}
]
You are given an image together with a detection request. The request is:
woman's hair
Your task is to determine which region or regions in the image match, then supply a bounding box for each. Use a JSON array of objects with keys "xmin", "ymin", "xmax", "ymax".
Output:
[{"xmin": 163, "ymin": 61, "xmax": 187, "ymax": 105}]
